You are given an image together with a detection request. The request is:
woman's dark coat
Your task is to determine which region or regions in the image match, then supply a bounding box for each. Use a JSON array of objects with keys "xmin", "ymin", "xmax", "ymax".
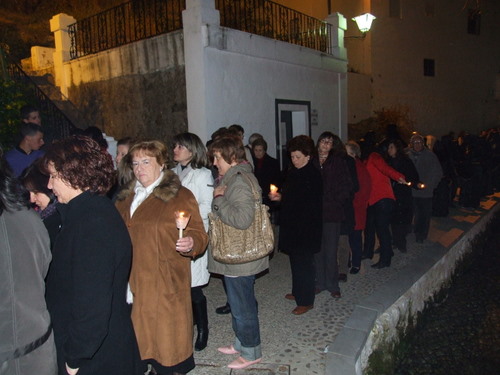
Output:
[
  {"xmin": 254, "ymin": 153, "xmax": 281, "ymax": 207},
  {"xmin": 278, "ymin": 161, "xmax": 323, "ymax": 255},
  {"xmin": 46, "ymin": 191, "xmax": 140, "ymax": 375},
  {"xmin": 312, "ymin": 154, "xmax": 353, "ymax": 224},
  {"xmin": 387, "ymin": 155, "xmax": 420, "ymax": 225}
]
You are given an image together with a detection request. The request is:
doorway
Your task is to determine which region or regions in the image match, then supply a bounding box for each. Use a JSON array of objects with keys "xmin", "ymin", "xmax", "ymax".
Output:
[{"xmin": 275, "ymin": 99, "xmax": 311, "ymax": 170}]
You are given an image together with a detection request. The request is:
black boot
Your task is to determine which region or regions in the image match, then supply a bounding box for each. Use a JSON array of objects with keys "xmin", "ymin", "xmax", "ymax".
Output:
[{"xmin": 193, "ymin": 297, "xmax": 209, "ymax": 351}]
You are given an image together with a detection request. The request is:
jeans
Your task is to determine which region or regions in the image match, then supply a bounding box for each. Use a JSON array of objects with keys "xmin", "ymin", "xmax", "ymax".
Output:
[
  {"xmin": 349, "ymin": 229, "xmax": 363, "ymax": 268},
  {"xmin": 224, "ymin": 275, "xmax": 261, "ymax": 360},
  {"xmin": 363, "ymin": 198, "xmax": 395, "ymax": 264}
]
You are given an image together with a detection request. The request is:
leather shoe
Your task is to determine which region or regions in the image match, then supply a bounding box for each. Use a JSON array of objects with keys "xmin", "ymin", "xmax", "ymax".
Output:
[
  {"xmin": 215, "ymin": 303, "xmax": 231, "ymax": 315},
  {"xmin": 218, "ymin": 345, "xmax": 239, "ymax": 355},
  {"xmin": 227, "ymin": 356, "xmax": 262, "ymax": 369},
  {"xmin": 338, "ymin": 273, "xmax": 347, "ymax": 282},
  {"xmin": 292, "ymin": 305, "xmax": 314, "ymax": 315},
  {"xmin": 371, "ymin": 261, "xmax": 390, "ymax": 269},
  {"xmin": 331, "ymin": 291, "xmax": 341, "ymax": 299},
  {"xmin": 349, "ymin": 267, "xmax": 360, "ymax": 274},
  {"xmin": 285, "ymin": 293, "xmax": 295, "ymax": 300}
]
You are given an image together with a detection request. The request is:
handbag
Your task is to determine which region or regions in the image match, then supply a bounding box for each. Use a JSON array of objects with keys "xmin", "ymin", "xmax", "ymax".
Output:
[{"xmin": 208, "ymin": 172, "xmax": 274, "ymax": 264}]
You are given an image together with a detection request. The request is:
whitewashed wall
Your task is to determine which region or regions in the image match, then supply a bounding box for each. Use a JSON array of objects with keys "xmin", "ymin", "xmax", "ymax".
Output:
[{"xmin": 183, "ymin": 0, "xmax": 348, "ymax": 156}]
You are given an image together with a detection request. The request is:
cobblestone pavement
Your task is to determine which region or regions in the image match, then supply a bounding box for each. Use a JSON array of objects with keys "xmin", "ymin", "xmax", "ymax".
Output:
[
  {"xmin": 189, "ymin": 194, "xmax": 500, "ymax": 375},
  {"xmin": 394, "ymin": 212, "xmax": 500, "ymax": 375}
]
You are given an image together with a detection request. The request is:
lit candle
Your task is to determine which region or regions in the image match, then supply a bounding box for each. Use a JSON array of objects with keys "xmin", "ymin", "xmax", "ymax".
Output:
[
  {"xmin": 418, "ymin": 183, "xmax": 426, "ymax": 189},
  {"xmin": 270, "ymin": 184, "xmax": 278, "ymax": 195},
  {"xmin": 406, "ymin": 181, "xmax": 412, "ymax": 186},
  {"xmin": 175, "ymin": 211, "xmax": 191, "ymax": 238}
]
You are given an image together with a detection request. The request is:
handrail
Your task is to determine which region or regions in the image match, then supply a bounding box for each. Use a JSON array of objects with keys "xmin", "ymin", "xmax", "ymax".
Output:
[
  {"xmin": 69, "ymin": 0, "xmax": 186, "ymax": 59},
  {"xmin": 215, "ymin": 0, "xmax": 332, "ymax": 54},
  {"xmin": 68, "ymin": 0, "xmax": 331, "ymax": 60},
  {"xmin": 6, "ymin": 62, "xmax": 79, "ymax": 141}
]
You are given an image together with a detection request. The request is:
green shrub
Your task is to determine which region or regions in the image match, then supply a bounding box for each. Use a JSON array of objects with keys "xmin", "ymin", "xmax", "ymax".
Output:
[{"xmin": 0, "ymin": 78, "xmax": 36, "ymax": 150}]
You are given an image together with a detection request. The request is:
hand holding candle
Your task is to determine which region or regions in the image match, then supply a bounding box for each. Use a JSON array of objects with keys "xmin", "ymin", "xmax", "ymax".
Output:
[{"xmin": 175, "ymin": 211, "xmax": 191, "ymax": 238}]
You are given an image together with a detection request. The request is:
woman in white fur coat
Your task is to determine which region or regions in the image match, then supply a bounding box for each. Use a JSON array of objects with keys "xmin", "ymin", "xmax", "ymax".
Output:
[{"xmin": 172, "ymin": 132, "xmax": 213, "ymax": 351}]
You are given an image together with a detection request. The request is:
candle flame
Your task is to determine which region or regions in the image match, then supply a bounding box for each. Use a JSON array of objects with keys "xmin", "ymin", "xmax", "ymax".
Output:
[{"xmin": 270, "ymin": 184, "xmax": 278, "ymax": 193}]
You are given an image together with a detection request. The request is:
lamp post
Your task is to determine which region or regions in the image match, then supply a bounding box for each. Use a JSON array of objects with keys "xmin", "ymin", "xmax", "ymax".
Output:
[{"xmin": 345, "ymin": 13, "xmax": 376, "ymax": 39}]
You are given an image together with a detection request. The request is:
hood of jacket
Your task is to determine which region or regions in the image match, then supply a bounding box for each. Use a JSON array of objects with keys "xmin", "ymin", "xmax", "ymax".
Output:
[{"xmin": 115, "ymin": 169, "xmax": 182, "ymax": 204}]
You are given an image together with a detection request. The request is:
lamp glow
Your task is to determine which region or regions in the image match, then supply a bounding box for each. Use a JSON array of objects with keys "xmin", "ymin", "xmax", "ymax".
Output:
[{"xmin": 352, "ymin": 13, "xmax": 376, "ymax": 33}]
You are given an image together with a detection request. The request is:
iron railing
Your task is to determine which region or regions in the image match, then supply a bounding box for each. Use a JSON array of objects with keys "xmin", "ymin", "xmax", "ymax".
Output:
[
  {"xmin": 69, "ymin": 0, "xmax": 186, "ymax": 59},
  {"xmin": 216, "ymin": 0, "xmax": 332, "ymax": 54},
  {"xmin": 6, "ymin": 63, "xmax": 78, "ymax": 141},
  {"xmin": 68, "ymin": 0, "xmax": 332, "ymax": 60}
]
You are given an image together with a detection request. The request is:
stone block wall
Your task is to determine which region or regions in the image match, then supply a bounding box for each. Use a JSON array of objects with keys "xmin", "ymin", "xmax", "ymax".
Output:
[{"xmin": 68, "ymin": 67, "xmax": 187, "ymax": 143}]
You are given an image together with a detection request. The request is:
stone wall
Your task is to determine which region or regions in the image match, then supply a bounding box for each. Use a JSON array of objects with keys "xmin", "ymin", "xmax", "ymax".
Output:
[
  {"xmin": 63, "ymin": 30, "xmax": 187, "ymax": 143},
  {"xmin": 68, "ymin": 67, "xmax": 187, "ymax": 143}
]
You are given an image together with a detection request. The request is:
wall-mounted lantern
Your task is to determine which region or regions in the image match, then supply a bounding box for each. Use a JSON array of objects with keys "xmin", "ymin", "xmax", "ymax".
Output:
[{"xmin": 345, "ymin": 13, "xmax": 376, "ymax": 39}]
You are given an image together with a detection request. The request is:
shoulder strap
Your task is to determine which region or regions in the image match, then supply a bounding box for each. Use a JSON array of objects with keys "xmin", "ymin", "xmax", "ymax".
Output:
[{"xmin": 236, "ymin": 172, "xmax": 260, "ymax": 201}]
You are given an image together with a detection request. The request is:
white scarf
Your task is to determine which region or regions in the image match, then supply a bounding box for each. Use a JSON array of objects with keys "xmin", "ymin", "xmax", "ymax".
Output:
[{"xmin": 129, "ymin": 172, "xmax": 164, "ymax": 217}]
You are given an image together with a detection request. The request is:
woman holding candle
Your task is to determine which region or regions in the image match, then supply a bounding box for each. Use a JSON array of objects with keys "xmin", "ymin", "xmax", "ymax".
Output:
[
  {"xmin": 115, "ymin": 140, "xmax": 208, "ymax": 375},
  {"xmin": 361, "ymin": 143, "xmax": 407, "ymax": 268},
  {"xmin": 41, "ymin": 136, "xmax": 141, "ymax": 375},
  {"xmin": 269, "ymin": 135, "xmax": 323, "ymax": 315},
  {"xmin": 208, "ymin": 135, "xmax": 269, "ymax": 370},
  {"xmin": 383, "ymin": 139, "xmax": 420, "ymax": 253},
  {"xmin": 171, "ymin": 132, "xmax": 213, "ymax": 352}
]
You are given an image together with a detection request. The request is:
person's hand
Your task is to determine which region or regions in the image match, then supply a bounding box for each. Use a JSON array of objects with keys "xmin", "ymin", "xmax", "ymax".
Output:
[
  {"xmin": 397, "ymin": 177, "xmax": 408, "ymax": 185},
  {"xmin": 176, "ymin": 236, "xmax": 194, "ymax": 253},
  {"xmin": 66, "ymin": 363, "xmax": 79, "ymax": 375},
  {"xmin": 268, "ymin": 192, "xmax": 282, "ymax": 201},
  {"xmin": 214, "ymin": 185, "xmax": 226, "ymax": 197}
]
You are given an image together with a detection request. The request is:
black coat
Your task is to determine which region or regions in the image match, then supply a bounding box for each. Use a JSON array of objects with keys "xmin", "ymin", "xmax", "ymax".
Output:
[
  {"xmin": 254, "ymin": 153, "xmax": 281, "ymax": 207},
  {"xmin": 388, "ymin": 155, "xmax": 420, "ymax": 225},
  {"xmin": 46, "ymin": 192, "xmax": 141, "ymax": 375},
  {"xmin": 278, "ymin": 162, "xmax": 323, "ymax": 255}
]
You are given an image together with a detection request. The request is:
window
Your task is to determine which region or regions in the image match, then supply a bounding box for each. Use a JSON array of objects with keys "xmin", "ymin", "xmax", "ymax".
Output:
[
  {"xmin": 423, "ymin": 59, "xmax": 435, "ymax": 77},
  {"xmin": 389, "ymin": 0, "xmax": 402, "ymax": 18},
  {"xmin": 467, "ymin": 9, "xmax": 481, "ymax": 35}
]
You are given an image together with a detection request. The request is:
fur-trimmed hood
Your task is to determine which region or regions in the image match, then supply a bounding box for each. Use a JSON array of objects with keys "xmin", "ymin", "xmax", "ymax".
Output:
[{"xmin": 115, "ymin": 170, "xmax": 182, "ymax": 204}]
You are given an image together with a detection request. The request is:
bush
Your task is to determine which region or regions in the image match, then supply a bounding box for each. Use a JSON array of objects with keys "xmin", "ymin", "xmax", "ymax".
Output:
[{"xmin": 0, "ymin": 78, "xmax": 36, "ymax": 150}]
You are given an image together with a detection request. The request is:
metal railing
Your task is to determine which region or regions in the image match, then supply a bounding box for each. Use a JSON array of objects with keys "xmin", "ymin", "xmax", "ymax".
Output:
[
  {"xmin": 69, "ymin": 0, "xmax": 186, "ymax": 59},
  {"xmin": 216, "ymin": 0, "xmax": 332, "ymax": 54},
  {"xmin": 68, "ymin": 0, "xmax": 331, "ymax": 60},
  {"xmin": 6, "ymin": 63, "xmax": 78, "ymax": 141}
]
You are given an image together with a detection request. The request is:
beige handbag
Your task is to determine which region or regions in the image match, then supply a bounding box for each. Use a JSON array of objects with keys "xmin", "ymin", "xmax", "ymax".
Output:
[{"xmin": 208, "ymin": 172, "xmax": 274, "ymax": 264}]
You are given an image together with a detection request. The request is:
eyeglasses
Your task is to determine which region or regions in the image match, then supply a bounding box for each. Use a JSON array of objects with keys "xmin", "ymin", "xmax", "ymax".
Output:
[{"xmin": 131, "ymin": 159, "xmax": 151, "ymax": 168}]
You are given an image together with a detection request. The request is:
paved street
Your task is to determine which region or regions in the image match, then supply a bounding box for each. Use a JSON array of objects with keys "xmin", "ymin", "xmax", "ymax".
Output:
[{"xmin": 190, "ymin": 193, "xmax": 500, "ymax": 374}]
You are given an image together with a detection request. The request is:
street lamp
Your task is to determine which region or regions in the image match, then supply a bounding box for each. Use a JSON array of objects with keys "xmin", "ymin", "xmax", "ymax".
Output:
[{"xmin": 345, "ymin": 13, "xmax": 376, "ymax": 39}]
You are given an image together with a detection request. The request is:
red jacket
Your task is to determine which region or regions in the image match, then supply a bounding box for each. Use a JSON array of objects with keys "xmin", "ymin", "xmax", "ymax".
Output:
[{"xmin": 365, "ymin": 152, "xmax": 405, "ymax": 206}]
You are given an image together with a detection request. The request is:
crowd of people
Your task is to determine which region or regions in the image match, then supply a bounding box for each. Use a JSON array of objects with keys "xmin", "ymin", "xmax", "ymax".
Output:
[{"xmin": 2, "ymin": 106, "xmax": 500, "ymax": 374}]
